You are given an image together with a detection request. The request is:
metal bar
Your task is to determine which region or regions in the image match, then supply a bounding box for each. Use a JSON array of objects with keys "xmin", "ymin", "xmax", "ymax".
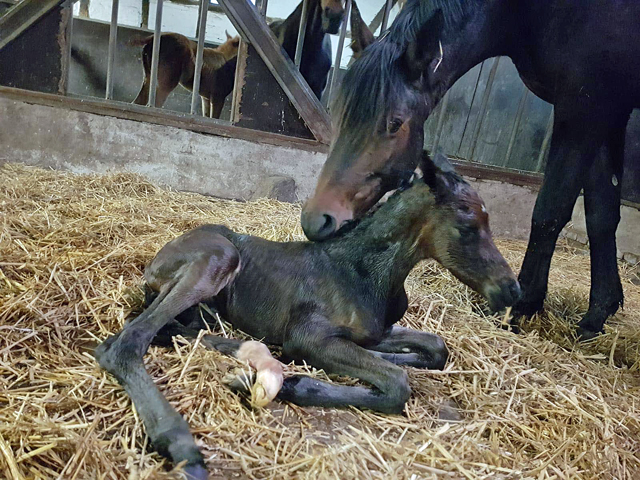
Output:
[
  {"xmin": 456, "ymin": 61, "xmax": 484, "ymax": 156},
  {"xmin": 218, "ymin": 0, "xmax": 332, "ymax": 144},
  {"xmin": 147, "ymin": 0, "xmax": 164, "ymax": 107},
  {"xmin": 0, "ymin": 85, "xmax": 330, "ymax": 153},
  {"xmin": 294, "ymin": 0, "xmax": 309, "ymax": 68},
  {"xmin": 502, "ymin": 87, "xmax": 528, "ymax": 167},
  {"xmin": 60, "ymin": 0, "xmax": 74, "ymax": 95},
  {"xmin": 469, "ymin": 56, "xmax": 500, "ymax": 161},
  {"xmin": 256, "ymin": 0, "xmax": 268, "ymax": 16},
  {"xmin": 141, "ymin": 0, "xmax": 149, "ymax": 28},
  {"xmin": 327, "ymin": 0, "xmax": 351, "ymax": 103},
  {"xmin": 190, "ymin": 0, "xmax": 208, "ymax": 115},
  {"xmin": 0, "ymin": 0, "xmax": 65, "ymax": 50},
  {"xmin": 380, "ymin": 0, "xmax": 393, "ymax": 32},
  {"xmin": 431, "ymin": 90, "xmax": 450, "ymax": 153},
  {"xmin": 536, "ymin": 108, "xmax": 554, "ymax": 172},
  {"xmin": 105, "ymin": 0, "xmax": 119, "ymax": 100},
  {"xmin": 230, "ymin": 40, "xmax": 249, "ymax": 123}
]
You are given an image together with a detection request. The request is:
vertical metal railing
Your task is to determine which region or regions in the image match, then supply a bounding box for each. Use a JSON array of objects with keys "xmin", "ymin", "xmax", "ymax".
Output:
[
  {"xmin": 190, "ymin": 0, "xmax": 208, "ymax": 115},
  {"xmin": 256, "ymin": 0, "xmax": 268, "ymax": 17},
  {"xmin": 294, "ymin": 0, "xmax": 309, "ymax": 68},
  {"xmin": 432, "ymin": 90, "xmax": 450, "ymax": 153},
  {"xmin": 380, "ymin": 0, "xmax": 393, "ymax": 32},
  {"xmin": 536, "ymin": 110, "xmax": 554, "ymax": 172},
  {"xmin": 502, "ymin": 87, "xmax": 528, "ymax": 166},
  {"xmin": 327, "ymin": 0, "xmax": 351, "ymax": 103},
  {"xmin": 105, "ymin": 0, "xmax": 119, "ymax": 100},
  {"xmin": 147, "ymin": 0, "xmax": 164, "ymax": 107},
  {"xmin": 468, "ymin": 57, "xmax": 500, "ymax": 161}
]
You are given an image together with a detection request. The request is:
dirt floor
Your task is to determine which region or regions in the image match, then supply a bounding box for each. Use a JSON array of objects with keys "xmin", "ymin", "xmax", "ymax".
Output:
[{"xmin": 1, "ymin": 164, "xmax": 639, "ymax": 480}]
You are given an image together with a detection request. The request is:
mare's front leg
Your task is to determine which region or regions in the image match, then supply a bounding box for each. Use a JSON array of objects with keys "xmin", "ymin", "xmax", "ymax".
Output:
[
  {"xmin": 278, "ymin": 313, "xmax": 411, "ymax": 414},
  {"xmin": 514, "ymin": 103, "xmax": 616, "ymax": 323},
  {"xmin": 94, "ymin": 229, "xmax": 240, "ymax": 479},
  {"xmin": 576, "ymin": 110, "xmax": 630, "ymax": 339},
  {"xmin": 367, "ymin": 326, "xmax": 448, "ymax": 370}
]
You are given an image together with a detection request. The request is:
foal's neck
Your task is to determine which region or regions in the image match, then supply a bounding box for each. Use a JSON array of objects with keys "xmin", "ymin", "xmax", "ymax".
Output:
[{"xmin": 322, "ymin": 191, "xmax": 433, "ymax": 293}]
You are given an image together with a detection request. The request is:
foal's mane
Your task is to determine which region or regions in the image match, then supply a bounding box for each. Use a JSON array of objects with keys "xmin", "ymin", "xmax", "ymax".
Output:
[{"xmin": 330, "ymin": 0, "xmax": 465, "ymax": 156}]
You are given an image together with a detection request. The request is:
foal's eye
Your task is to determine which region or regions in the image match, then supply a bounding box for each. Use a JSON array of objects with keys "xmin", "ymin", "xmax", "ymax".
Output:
[{"xmin": 387, "ymin": 118, "xmax": 404, "ymax": 134}]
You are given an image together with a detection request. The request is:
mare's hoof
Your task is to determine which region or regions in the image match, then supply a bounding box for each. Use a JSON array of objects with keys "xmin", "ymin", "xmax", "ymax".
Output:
[
  {"xmin": 576, "ymin": 326, "xmax": 601, "ymax": 342},
  {"xmin": 499, "ymin": 321, "xmax": 520, "ymax": 335},
  {"xmin": 512, "ymin": 298, "xmax": 544, "ymax": 318}
]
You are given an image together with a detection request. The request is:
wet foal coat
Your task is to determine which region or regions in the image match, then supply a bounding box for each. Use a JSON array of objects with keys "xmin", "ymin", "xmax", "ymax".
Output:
[{"xmin": 95, "ymin": 154, "xmax": 518, "ymax": 478}]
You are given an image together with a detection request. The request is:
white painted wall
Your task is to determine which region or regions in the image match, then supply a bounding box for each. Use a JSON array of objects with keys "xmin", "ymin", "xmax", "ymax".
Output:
[{"xmin": 73, "ymin": 0, "xmax": 400, "ymax": 67}]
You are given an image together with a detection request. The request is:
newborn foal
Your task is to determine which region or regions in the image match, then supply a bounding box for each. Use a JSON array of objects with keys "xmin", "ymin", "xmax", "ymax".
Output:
[{"xmin": 95, "ymin": 153, "xmax": 520, "ymax": 479}]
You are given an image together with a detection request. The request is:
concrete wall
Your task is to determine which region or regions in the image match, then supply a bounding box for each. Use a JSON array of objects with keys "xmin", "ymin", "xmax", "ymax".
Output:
[{"xmin": 1, "ymin": 96, "xmax": 638, "ymax": 263}]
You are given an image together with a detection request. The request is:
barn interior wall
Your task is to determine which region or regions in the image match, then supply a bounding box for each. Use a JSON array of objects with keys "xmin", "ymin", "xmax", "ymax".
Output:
[{"xmin": 1, "ymin": 96, "xmax": 639, "ymax": 262}]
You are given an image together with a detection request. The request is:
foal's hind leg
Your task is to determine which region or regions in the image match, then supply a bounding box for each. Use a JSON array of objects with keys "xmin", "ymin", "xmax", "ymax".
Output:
[
  {"xmin": 576, "ymin": 110, "xmax": 630, "ymax": 339},
  {"xmin": 277, "ymin": 314, "xmax": 411, "ymax": 414},
  {"xmin": 94, "ymin": 230, "xmax": 240, "ymax": 479},
  {"xmin": 367, "ymin": 326, "xmax": 449, "ymax": 370}
]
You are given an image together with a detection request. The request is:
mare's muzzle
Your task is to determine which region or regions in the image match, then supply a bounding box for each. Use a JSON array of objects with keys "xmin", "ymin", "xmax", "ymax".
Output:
[{"xmin": 322, "ymin": 9, "xmax": 343, "ymax": 34}]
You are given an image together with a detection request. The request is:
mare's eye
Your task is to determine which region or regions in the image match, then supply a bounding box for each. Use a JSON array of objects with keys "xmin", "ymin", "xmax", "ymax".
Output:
[
  {"xmin": 457, "ymin": 225, "xmax": 478, "ymax": 243},
  {"xmin": 387, "ymin": 118, "xmax": 403, "ymax": 134}
]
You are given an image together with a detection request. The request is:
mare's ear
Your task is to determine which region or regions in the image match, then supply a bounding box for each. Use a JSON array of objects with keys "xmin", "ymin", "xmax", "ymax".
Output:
[
  {"xmin": 350, "ymin": 0, "xmax": 375, "ymax": 59},
  {"xmin": 401, "ymin": 9, "xmax": 445, "ymax": 81}
]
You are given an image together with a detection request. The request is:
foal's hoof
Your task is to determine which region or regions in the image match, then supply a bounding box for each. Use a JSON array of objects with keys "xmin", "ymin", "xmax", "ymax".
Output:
[{"xmin": 223, "ymin": 367, "xmax": 280, "ymax": 408}]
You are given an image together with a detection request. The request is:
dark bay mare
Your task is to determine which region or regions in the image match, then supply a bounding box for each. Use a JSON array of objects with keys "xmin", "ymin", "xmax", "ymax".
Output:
[
  {"xmin": 210, "ymin": 0, "xmax": 345, "ymax": 117},
  {"xmin": 94, "ymin": 153, "xmax": 519, "ymax": 479},
  {"xmin": 301, "ymin": 0, "xmax": 640, "ymax": 339}
]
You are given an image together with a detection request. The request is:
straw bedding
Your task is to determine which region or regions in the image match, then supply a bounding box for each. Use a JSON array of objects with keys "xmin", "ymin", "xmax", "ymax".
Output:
[{"xmin": 1, "ymin": 163, "xmax": 639, "ymax": 480}]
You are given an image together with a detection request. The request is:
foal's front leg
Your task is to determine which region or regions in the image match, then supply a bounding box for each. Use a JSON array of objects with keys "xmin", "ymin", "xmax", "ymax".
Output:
[
  {"xmin": 367, "ymin": 326, "xmax": 449, "ymax": 370},
  {"xmin": 94, "ymin": 231, "xmax": 240, "ymax": 479}
]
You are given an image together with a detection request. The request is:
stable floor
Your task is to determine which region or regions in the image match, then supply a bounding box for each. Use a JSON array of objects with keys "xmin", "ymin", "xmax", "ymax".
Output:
[{"xmin": 1, "ymin": 164, "xmax": 639, "ymax": 479}]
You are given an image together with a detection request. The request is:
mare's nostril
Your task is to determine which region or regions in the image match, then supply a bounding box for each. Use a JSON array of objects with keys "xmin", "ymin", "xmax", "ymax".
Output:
[
  {"xmin": 301, "ymin": 211, "xmax": 338, "ymax": 241},
  {"xmin": 319, "ymin": 214, "xmax": 337, "ymax": 236}
]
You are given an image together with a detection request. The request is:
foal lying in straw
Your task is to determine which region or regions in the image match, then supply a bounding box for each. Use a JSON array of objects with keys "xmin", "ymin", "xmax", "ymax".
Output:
[{"xmin": 95, "ymin": 153, "xmax": 520, "ymax": 479}]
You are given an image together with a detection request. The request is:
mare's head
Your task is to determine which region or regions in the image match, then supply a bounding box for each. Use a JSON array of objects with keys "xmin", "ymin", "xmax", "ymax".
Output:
[
  {"xmin": 320, "ymin": 0, "xmax": 345, "ymax": 34},
  {"xmin": 302, "ymin": 1, "xmax": 460, "ymax": 240},
  {"xmin": 388, "ymin": 153, "xmax": 520, "ymax": 311}
]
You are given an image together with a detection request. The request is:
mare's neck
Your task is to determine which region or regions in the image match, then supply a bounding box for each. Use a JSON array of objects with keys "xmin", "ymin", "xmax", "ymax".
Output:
[
  {"xmin": 424, "ymin": 2, "xmax": 512, "ymax": 109},
  {"xmin": 282, "ymin": 0, "xmax": 326, "ymax": 51}
]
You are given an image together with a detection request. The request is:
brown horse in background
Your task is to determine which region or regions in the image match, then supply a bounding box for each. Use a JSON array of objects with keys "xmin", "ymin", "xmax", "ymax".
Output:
[{"xmin": 132, "ymin": 32, "xmax": 240, "ymax": 117}]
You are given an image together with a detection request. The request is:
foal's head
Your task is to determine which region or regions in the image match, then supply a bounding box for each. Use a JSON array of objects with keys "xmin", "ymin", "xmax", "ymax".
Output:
[
  {"xmin": 395, "ymin": 153, "xmax": 521, "ymax": 311},
  {"xmin": 217, "ymin": 31, "xmax": 241, "ymax": 61},
  {"xmin": 320, "ymin": 0, "xmax": 345, "ymax": 34}
]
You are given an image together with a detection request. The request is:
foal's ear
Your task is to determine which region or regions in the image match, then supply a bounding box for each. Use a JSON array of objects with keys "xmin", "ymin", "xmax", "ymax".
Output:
[
  {"xmin": 420, "ymin": 151, "xmax": 457, "ymax": 199},
  {"xmin": 402, "ymin": 9, "xmax": 445, "ymax": 81},
  {"xmin": 350, "ymin": 0, "xmax": 375, "ymax": 59},
  {"xmin": 226, "ymin": 30, "xmax": 232, "ymax": 40}
]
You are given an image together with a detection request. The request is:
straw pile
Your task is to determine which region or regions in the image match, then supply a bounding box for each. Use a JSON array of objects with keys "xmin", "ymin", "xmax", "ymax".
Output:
[{"xmin": 1, "ymin": 163, "xmax": 639, "ymax": 480}]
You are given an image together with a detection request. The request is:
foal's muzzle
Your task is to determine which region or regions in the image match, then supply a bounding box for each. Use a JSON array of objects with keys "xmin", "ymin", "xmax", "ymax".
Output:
[{"xmin": 484, "ymin": 278, "xmax": 522, "ymax": 312}]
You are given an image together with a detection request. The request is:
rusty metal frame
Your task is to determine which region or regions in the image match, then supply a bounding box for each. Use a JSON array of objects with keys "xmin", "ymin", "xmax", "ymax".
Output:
[{"xmin": 218, "ymin": 0, "xmax": 332, "ymax": 144}]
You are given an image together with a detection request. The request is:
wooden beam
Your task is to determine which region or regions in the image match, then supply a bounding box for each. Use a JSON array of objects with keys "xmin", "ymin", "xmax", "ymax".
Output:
[
  {"xmin": 0, "ymin": 85, "xmax": 329, "ymax": 153},
  {"xmin": 0, "ymin": 0, "xmax": 66, "ymax": 50},
  {"xmin": 218, "ymin": 0, "xmax": 332, "ymax": 144}
]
